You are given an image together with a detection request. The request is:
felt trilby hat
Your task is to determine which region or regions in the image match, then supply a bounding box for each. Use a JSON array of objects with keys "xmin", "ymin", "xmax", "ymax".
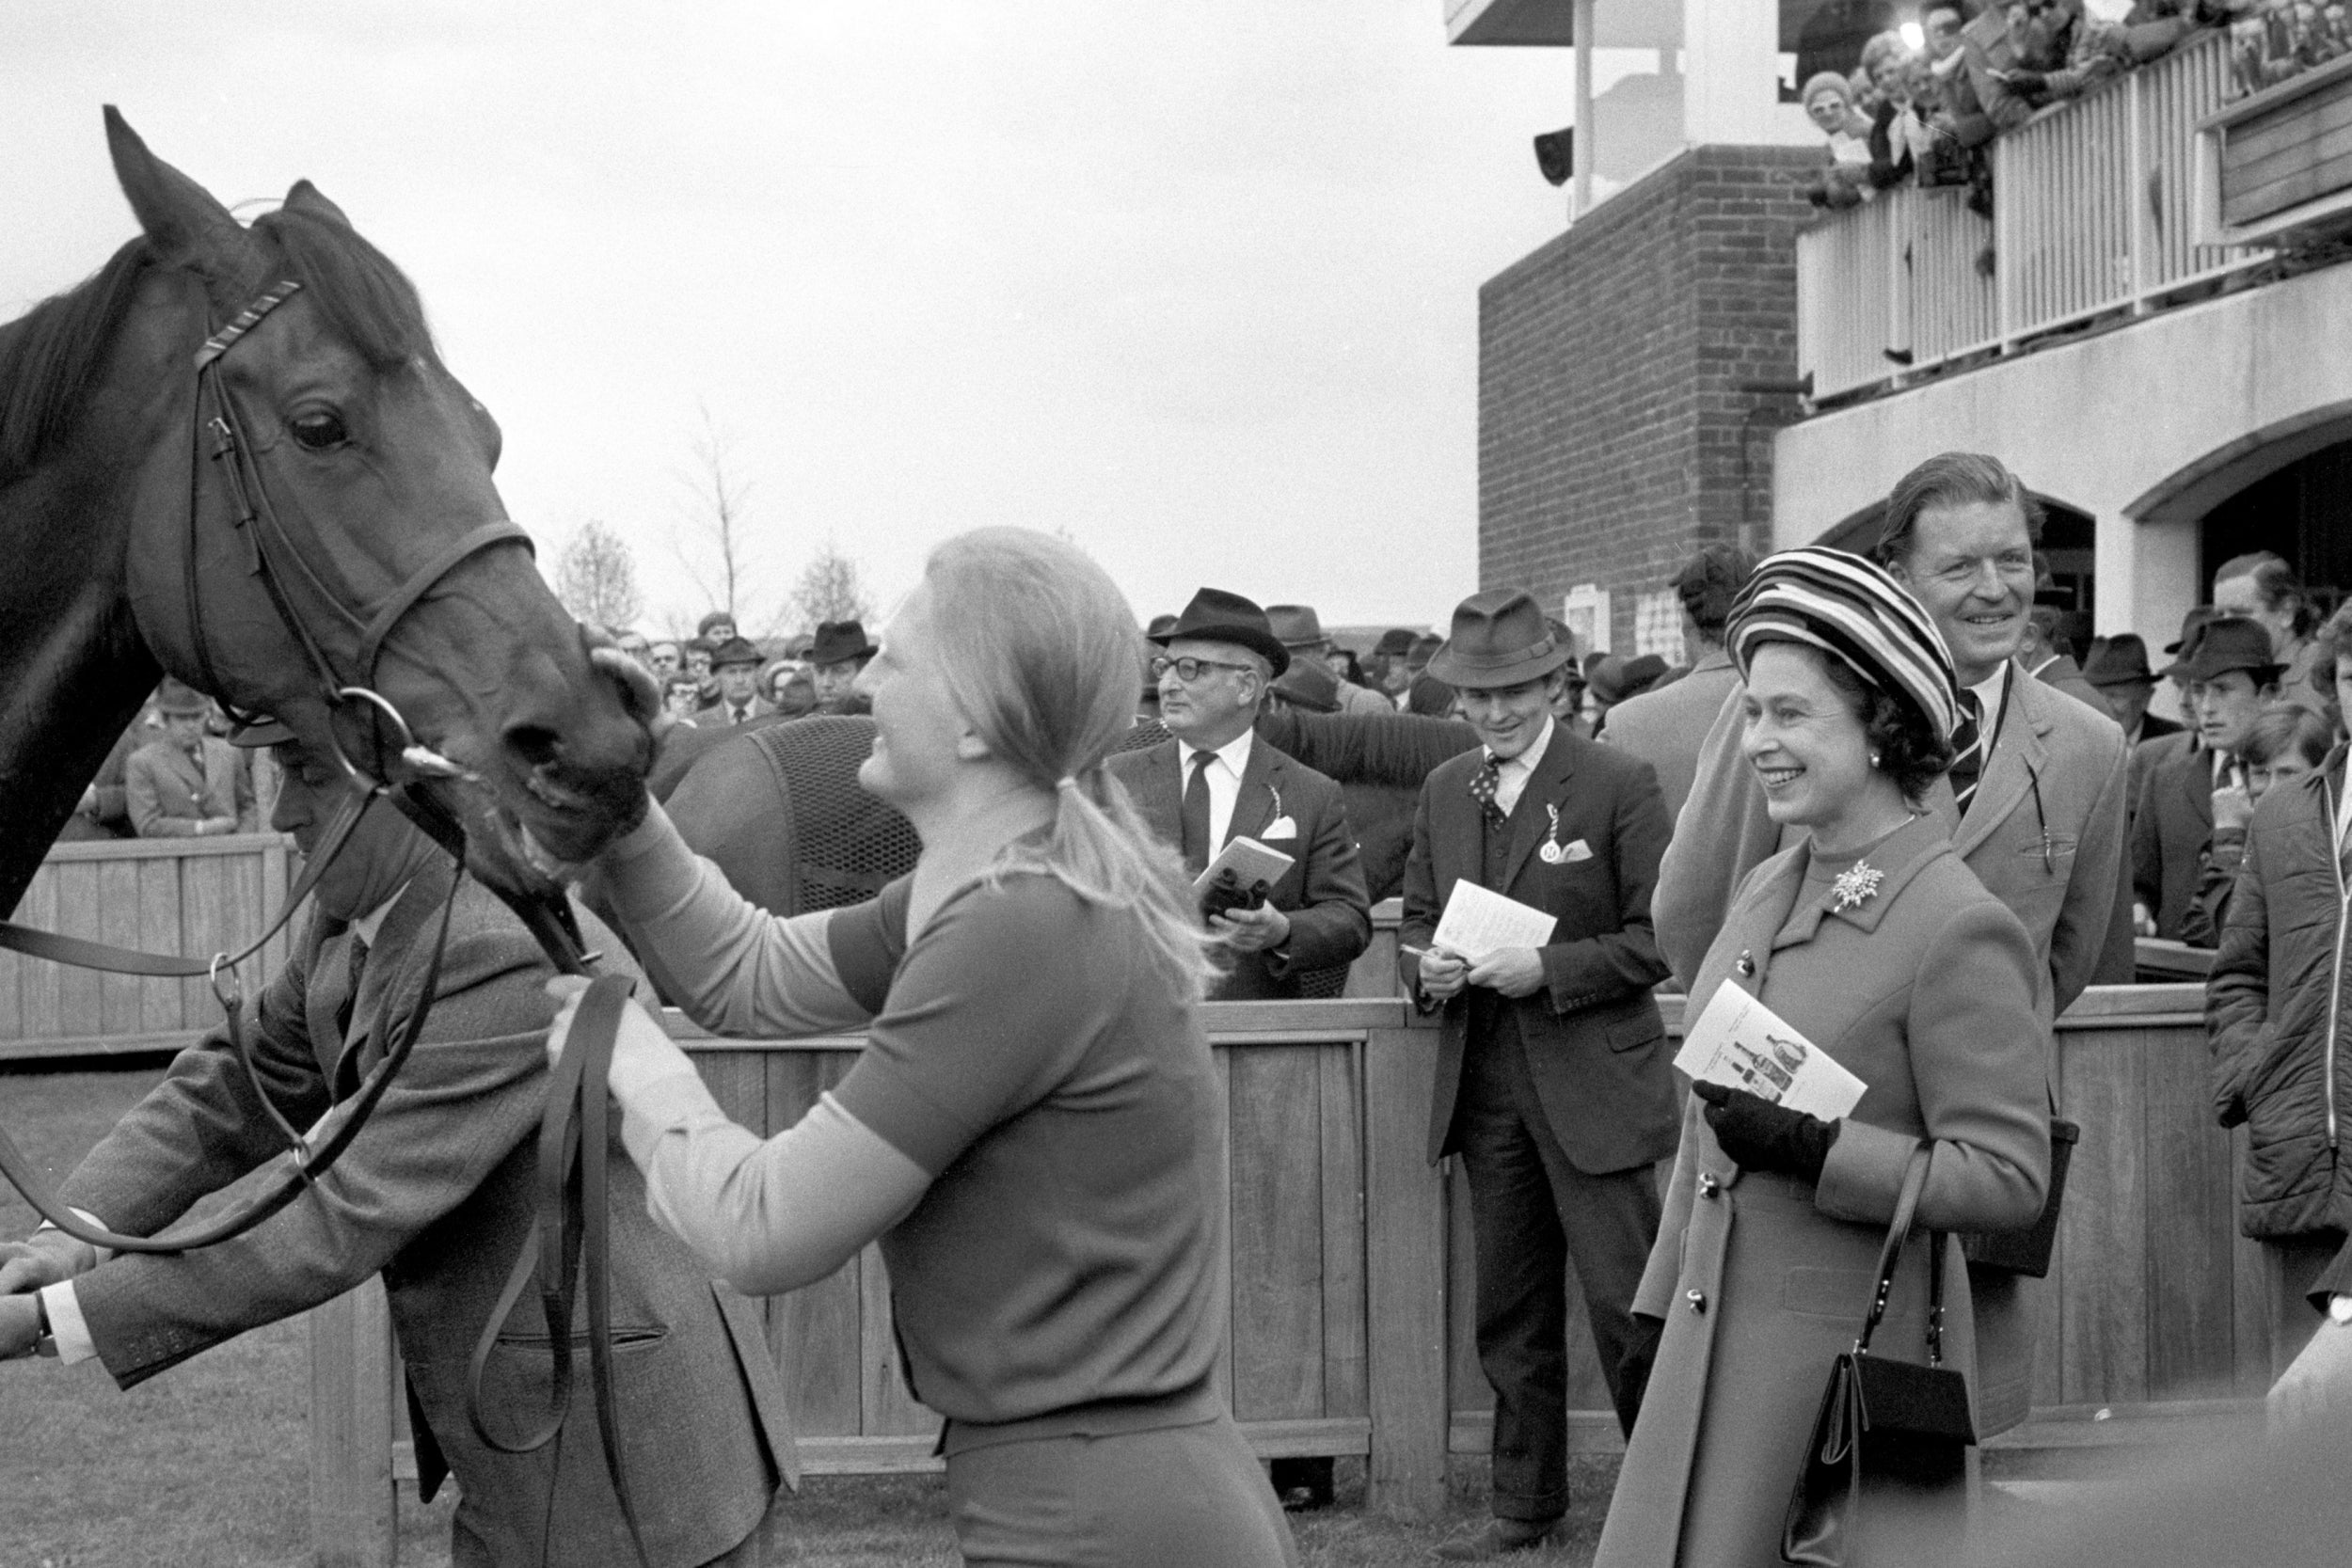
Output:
[
  {"xmin": 1271, "ymin": 654, "xmax": 1342, "ymax": 713},
  {"xmin": 707, "ymin": 635, "xmax": 765, "ymax": 671},
  {"xmin": 2081, "ymin": 632, "xmax": 2158, "ymax": 689},
  {"xmin": 1427, "ymin": 591, "xmax": 1577, "ymax": 690},
  {"xmin": 1263, "ymin": 604, "xmax": 1327, "ymax": 650},
  {"xmin": 808, "ymin": 621, "xmax": 877, "ymax": 668},
  {"xmin": 1152, "ymin": 587, "xmax": 1291, "ymax": 677},
  {"xmin": 2185, "ymin": 616, "xmax": 2285, "ymax": 686},
  {"xmin": 154, "ymin": 677, "xmax": 213, "ymax": 718}
]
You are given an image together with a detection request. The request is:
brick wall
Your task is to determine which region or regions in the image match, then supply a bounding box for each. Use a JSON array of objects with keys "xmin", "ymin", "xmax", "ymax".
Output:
[{"xmin": 1477, "ymin": 145, "xmax": 1820, "ymax": 653}]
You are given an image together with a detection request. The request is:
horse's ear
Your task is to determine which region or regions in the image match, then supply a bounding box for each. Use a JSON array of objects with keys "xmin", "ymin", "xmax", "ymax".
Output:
[
  {"xmin": 282, "ymin": 181, "xmax": 353, "ymax": 230},
  {"xmin": 103, "ymin": 106, "xmax": 253, "ymax": 277}
]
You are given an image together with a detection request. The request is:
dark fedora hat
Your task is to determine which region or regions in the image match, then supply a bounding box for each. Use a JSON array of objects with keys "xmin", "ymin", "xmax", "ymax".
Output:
[
  {"xmin": 2081, "ymin": 632, "xmax": 2158, "ymax": 689},
  {"xmin": 1263, "ymin": 604, "xmax": 1327, "ymax": 650},
  {"xmin": 2185, "ymin": 616, "xmax": 2285, "ymax": 686},
  {"xmin": 1152, "ymin": 587, "xmax": 1290, "ymax": 677},
  {"xmin": 227, "ymin": 713, "xmax": 297, "ymax": 749},
  {"xmin": 1373, "ymin": 627, "xmax": 1418, "ymax": 658},
  {"xmin": 1270, "ymin": 654, "xmax": 1342, "ymax": 713},
  {"xmin": 808, "ymin": 620, "xmax": 876, "ymax": 668},
  {"xmin": 1589, "ymin": 652, "xmax": 1670, "ymax": 705},
  {"xmin": 1427, "ymin": 590, "xmax": 1577, "ymax": 690},
  {"xmin": 707, "ymin": 635, "xmax": 765, "ymax": 671},
  {"xmin": 1144, "ymin": 612, "xmax": 1180, "ymax": 640}
]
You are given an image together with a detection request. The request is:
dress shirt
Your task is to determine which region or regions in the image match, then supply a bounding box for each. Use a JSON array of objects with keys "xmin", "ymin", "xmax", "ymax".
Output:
[
  {"xmin": 1487, "ymin": 716, "xmax": 1555, "ymax": 817},
  {"xmin": 41, "ymin": 884, "xmax": 411, "ymax": 1366},
  {"xmin": 1177, "ymin": 729, "xmax": 1256, "ymax": 855},
  {"xmin": 1969, "ymin": 662, "xmax": 2010, "ymax": 742}
]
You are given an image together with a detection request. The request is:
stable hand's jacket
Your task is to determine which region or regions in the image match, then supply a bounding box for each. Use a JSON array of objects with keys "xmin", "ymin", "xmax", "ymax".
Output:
[{"xmin": 2207, "ymin": 748, "xmax": 2352, "ymax": 1239}]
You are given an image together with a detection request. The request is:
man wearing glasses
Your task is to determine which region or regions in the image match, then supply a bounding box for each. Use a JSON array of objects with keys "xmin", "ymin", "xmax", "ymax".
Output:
[{"xmin": 1109, "ymin": 587, "xmax": 1370, "ymax": 1010}]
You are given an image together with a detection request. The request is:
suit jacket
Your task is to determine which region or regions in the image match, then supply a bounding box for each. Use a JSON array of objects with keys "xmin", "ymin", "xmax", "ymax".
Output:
[
  {"xmin": 1598, "ymin": 648, "xmax": 1740, "ymax": 823},
  {"xmin": 2133, "ymin": 735, "xmax": 2219, "ymax": 941},
  {"xmin": 1399, "ymin": 723, "xmax": 1678, "ymax": 1171},
  {"xmin": 1106, "ymin": 736, "xmax": 1371, "ymax": 1000},
  {"xmin": 63, "ymin": 867, "xmax": 793, "ymax": 1567},
  {"xmin": 687, "ymin": 695, "xmax": 778, "ymax": 729},
  {"xmin": 124, "ymin": 735, "xmax": 255, "ymax": 836},
  {"xmin": 1657, "ymin": 659, "xmax": 2129, "ymax": 1019},
  {"xmin": 2032, "ymin": 653, "xmax": 2104, "ymax": 713}
]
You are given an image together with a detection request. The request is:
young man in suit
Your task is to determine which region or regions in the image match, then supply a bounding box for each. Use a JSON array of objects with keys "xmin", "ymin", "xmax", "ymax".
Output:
[
  {"xmin": 2133, "ymin": 616, "xmax": 2281, "ymax": 943},
  {"xmin": 125, "ymin": 677, "xmax": 257, "ymax": 836},
  {"xmin": 0, "ymin": 722, "xmax": 794, "ymax": 1567},
  {"xmin": 1654, "ymin": 450, "xmax": 2130, "ymax": 1438},
  {"xmin": 1402, "ymin": 590, "xmax": 1677, "ymax": 1560},
  {"xmin": 1106, "ymin": 587, "xmax": 1371, "ymax": 1006}
]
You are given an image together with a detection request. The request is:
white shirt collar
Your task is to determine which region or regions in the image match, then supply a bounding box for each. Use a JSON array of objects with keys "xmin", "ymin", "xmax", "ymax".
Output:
[
  {"xmin": 1180, "ymin": 727, "xmax": 1255, "ymax": 777},
  {"xmin": 1486, "ymin": 715, "xmax": 1556, "ymax": 778},
  {"xmin": 1967, "ymin": 661, "xmax": 2010, "ymax": 726}
]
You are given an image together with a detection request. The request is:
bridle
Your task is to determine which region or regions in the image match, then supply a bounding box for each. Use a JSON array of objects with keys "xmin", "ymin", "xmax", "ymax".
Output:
[{"xmin": 0, "ymin": 277, "xmax": 655, "ymax": 1563}]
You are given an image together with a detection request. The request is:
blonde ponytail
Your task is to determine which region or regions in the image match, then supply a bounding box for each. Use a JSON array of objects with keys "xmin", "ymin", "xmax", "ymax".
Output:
[{"xmin": 923, "ymin": 529, "xmax": 1219, "ymax": 996}]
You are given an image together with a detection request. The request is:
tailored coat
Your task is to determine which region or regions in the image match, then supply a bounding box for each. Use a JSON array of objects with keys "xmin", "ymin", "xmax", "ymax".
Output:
[
  {"xmin": 1594, "ymin": 814, "xmax": 2050, "ymax": 1568},
  {"xmin": 61, "ymin": 865, "xmax": 795, "ymax": 1568},
  {"xmin": 1599, "ymin": 648, "xmax": 1740, "ymax": 823},
  {"xmin": 1399, "ymin": 723, "xmax": 1678, "ymax": 1170},
  {"xmin": 687, "ymin": 695, "xmax": 779, "ymax": 729},
  {"xmin": 1106, "ymin": 735, "xmax": 1371, "ymax": 1000},
  {"xmin": 2133, "ymin": 736, "xmax": 2220, "ymax": 942},
  {"xmin": 124, "ymin": 734, "xmax": 256, "ymax": 836},
  {"xmin": 1651, "ymin": 661, "xmax": 2124, "ymax": 1436}
]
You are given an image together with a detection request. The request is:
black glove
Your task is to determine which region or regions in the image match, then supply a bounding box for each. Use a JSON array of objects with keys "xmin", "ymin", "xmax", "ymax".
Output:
[
  {"xmin": 1692, "ymin": 1082, "xmax": 1840, "ymax": 1181},
  {"xmin": 1613, "ymin": 1312, "xmax": 1666, "ymax": 1439},
  {"xmin": 2004, "ymin": 69, "xmax": 2048, "ymax": 96}
]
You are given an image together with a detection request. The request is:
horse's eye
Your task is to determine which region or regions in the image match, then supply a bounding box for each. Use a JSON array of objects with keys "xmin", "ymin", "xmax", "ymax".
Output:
[{"xmin": 288, "ymin": 410, "xmax": 348, "ymax": 451}]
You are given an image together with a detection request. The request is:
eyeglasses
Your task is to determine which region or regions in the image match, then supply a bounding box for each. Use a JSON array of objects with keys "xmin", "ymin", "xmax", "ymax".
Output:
[{"xmin": 1151, "ymin": 656, "xmax": 1257, "ymax": 684}]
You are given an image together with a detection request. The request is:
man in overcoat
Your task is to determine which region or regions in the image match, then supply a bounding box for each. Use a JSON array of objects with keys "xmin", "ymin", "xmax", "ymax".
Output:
[
  {"xmin": 0, "ymin": 723, "xmax": 795, "ymax": 1567},
  {"xmin": 1653, "ymin": 451, "xmax": 2128, "ymax": 1437},
  {"xmin": 2133, "ymin": 616, "xmax": 2280, "ymax": 943},
  {"xmin": 1402, "ymin": 589, "xmax": 1677, "ymax": 1559},
  {"xmin": 1107, "ymin": 587, "xmax": 1371, "ymax": 1005},
  {"xmin": 687, "ymin": 635, "xmax": 777, "ymax": 728},
  {"xmin": 125, "ymin": 678, "xmax": 256, "ymax": 837}
]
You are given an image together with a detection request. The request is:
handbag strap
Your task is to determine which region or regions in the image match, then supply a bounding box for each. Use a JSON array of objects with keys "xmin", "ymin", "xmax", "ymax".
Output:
[{"xmin": 1854, "ymin": 1145, "xmax": 1933, "ymax": 1354}]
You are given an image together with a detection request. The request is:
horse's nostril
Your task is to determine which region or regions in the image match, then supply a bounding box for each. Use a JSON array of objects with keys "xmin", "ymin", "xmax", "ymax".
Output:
[{"xmin": 505, "ymin": 724, "xmax": 562, "ymax": 768}]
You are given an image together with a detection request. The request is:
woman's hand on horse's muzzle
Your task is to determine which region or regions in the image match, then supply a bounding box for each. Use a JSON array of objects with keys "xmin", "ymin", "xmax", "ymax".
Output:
[{"xmin": 1692, "ymin": 1081, "xmax": 1840, "ymax": 1182}]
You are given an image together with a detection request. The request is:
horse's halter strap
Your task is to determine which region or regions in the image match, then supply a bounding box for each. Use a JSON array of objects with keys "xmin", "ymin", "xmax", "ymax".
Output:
[{"xmin": 186, "ymin": 277, "xmax": 533, "ymax": 786}]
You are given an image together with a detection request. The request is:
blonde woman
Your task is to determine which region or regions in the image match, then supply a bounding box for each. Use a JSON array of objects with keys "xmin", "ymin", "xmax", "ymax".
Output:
[{"xmin": 552, "ymin": 529, "xmax": 1297, "ymax": 1567}]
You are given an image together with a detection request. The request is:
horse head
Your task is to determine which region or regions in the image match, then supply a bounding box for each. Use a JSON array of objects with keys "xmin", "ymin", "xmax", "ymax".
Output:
[{"xmin": 90, "ymin": 109, "xmax": 653, "ymax": 914}]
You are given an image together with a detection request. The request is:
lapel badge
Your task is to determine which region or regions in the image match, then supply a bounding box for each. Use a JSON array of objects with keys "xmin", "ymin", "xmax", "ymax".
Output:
[
  {"xmin": 1537, "ymin": 801, "xmax": 1566, "ymax": 863},
  {"xmin": 1735, "ymin": 949, "xmax": 1756, "ymax": 977},
  {"xmin": 1830, "ymin": 859, "xmax": 1884, "ymax": 913}
]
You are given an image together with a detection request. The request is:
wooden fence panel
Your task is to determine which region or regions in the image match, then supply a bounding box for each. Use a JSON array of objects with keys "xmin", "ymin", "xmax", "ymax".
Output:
[
  {"xmin": 1228, "ymin": 1043, "xmax": 1327, "ymax": 1422},
  {"xmin": 17, "ymin": 867, "xmax": 62, "ymax": 1045},
  {"xmin": 1318, "ymin": 1040, "xmax": 1369, "ymax": 1419},
  {"xmin": 137, "ymin": 857, "xmax": 184, "ymax": 1035}
]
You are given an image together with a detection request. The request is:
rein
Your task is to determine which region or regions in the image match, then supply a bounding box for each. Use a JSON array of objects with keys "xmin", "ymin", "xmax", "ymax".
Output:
[{"xmin": 0, "ymin": 277, "xmax": 653, "ymax": 1562}]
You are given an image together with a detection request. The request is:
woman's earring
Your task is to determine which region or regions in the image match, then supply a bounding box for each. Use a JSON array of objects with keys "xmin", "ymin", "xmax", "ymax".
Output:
[{"xmin": 1869, "ymin": 749, "xmax": 1883, "ymax": 768}]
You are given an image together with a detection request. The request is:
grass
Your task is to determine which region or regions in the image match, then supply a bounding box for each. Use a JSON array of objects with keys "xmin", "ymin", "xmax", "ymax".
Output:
[{"xmin": 0, "ymin": 1065, "xmax": 1616, "ymax": 1565}]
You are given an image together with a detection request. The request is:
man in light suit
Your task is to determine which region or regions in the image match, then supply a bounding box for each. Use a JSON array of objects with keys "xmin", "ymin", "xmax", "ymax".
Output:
[
  {"xmin": 1106, "ymin": 587, "xmax": 1371, "ymax": 1006},
  {"xmin": 0, "ymin": 721, "xmax": 794, "ymax": 1567},
  {"xmin": 686, "ymin": 636, "xmax": 777, "ymax": 728},
  {"xmin": 1600, "ymin": 543, "xmax": 1753, "ymax": 820},
  {"xmin": 1403, "ymin": 590, "xmax": 1677, "ymax": 1560},
  {"xmin": 1654, "ymin": 450, "xmax": 2129, "ymax": 1438},
  {"xmin": 125, "ymin": 677, "xmax": 256, "ymax": 836}
]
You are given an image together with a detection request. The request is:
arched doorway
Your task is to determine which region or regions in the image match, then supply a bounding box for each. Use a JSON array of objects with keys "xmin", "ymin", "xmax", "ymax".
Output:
[{"xmin": 2197, "ymin": 436, "xmax": 2352, "ymax": 610}]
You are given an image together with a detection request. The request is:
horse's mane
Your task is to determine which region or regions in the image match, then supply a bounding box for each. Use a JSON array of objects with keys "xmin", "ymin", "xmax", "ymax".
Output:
[{"xmin": 0, "ymin": 204, "xmax": 437, "ymax": 485}]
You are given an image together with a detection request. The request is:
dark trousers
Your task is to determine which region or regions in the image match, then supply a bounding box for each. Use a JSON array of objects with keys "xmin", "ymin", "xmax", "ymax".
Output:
[{"xmin": 1455, "ymin": 1017, "xmax": 1662, "ymax": 1524}]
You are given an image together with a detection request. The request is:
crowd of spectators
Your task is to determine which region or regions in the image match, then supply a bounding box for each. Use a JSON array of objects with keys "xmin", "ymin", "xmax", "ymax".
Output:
[{"xmin": 1800, "ymin": 0, "xmax": 2237, "ymax": 218}]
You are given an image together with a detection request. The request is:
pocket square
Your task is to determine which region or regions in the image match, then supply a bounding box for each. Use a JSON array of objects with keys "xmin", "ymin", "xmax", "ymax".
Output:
[
  {"xmin": 1558, "ymin": 838, "xmax": 1593, "ymax": 863},
  {"xmin": 1260, "ymin": 816, "xmax": 1298, "ymax": 840}
]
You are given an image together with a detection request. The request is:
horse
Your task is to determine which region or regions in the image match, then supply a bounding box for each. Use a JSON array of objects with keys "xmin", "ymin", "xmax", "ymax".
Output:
[{"xmin": 0, "ymin": 108, "xmax": 654, "ymax": 927}]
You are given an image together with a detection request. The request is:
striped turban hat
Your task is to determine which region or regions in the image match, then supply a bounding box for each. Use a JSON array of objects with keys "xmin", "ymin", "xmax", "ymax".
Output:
[{"xmin": 1724, "ymin": 546, "xmax": 1962, "ymax": 745}]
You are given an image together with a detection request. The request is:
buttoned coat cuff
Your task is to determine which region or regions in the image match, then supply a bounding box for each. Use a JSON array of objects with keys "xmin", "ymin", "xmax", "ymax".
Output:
[{"xmin": 1814, "ymin": 1119, "xmax": 1922, "ymax": 1227}]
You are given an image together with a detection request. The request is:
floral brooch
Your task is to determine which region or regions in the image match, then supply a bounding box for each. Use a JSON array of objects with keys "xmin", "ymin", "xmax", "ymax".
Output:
[{"xmin": 1830, "ymin": 860, "xmax": 1884, "ymax": 913}]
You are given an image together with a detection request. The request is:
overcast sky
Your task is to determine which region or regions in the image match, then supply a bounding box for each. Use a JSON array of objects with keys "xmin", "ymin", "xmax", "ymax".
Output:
[{"xmin": 4, "ymin": 2, "xmax": 1579, "ymax": 638}]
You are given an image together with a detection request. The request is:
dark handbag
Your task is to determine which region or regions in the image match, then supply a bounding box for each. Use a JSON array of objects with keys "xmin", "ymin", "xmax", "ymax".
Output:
[
  {"xmin": 1783, "ymin": 1148, "xmax": 1977, "ymax": 1568},
  {"xmin": 1959, "ymin": 1114, "xmax": 2077, "ymax": 1278}
]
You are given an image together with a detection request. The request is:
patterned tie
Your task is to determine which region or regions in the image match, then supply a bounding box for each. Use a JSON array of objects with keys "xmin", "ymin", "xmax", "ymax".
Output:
[
  {"xmin": 1180, "ymin": 750, "xmax": 1214, "ymax": 873},
  {"xmin": 1948, "ymin": 690, "xmax": 1985, "ymax": 818},
  {"xmin": 1469, "ymin": 755, "xmax": 1508, "ymax": 830}
]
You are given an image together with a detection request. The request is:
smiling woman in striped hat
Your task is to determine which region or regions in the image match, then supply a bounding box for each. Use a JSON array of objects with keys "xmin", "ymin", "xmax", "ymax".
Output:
[{"xmin": 1595, "ymin": 547, "xmax": 2052, "ymax": 1568}]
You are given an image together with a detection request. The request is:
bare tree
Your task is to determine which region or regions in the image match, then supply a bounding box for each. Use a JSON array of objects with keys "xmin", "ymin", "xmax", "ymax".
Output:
[
  {"xmin": 790, "ymin": 539, "xmax": 875, "ymax": 633},
  {"xmin": 671, "ymin": 404, "xmax": 764, "ymax": 624},
  {"xmin": 554, "ymin": 519, "xmax": 644, "ymax": 631}
]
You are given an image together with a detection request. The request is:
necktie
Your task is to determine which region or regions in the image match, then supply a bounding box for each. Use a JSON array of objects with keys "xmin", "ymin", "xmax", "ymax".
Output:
[
  {"xmin": 333, "ymin": 932, "xmax": 370, "ymax": 1042},
  {"xmin": 1947, "ymin": 690, "xmax": 1986, "ymax": 818},
  {"xmin": 1469, "ymin": 755, "xmax": 1508, "ymax": 830},
  {"xmin": 1180, "ymin": 751, "xmax": 1214, "ymax": 873}
]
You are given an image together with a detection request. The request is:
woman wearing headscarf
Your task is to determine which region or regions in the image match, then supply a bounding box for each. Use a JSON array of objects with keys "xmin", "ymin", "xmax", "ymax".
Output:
[
  {"xmin": 1595, "ymin": 547, "xmax": 2049, "ymax": 1568},
  {"xmin": 548, "ymin": 528, "xmax": 1297, "ymax": 1566}
]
